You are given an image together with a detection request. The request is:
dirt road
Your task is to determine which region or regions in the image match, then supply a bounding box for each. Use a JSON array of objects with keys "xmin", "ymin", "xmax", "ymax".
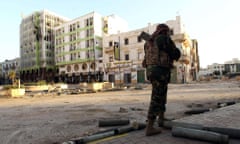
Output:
[{"xmin": 0, "ymin": 81, "xmax": 239, "ymax": 144}]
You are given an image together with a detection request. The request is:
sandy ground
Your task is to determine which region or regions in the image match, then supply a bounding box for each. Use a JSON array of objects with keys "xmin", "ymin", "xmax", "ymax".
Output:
[{"xmin": 0, "ymin": 80, "xmax": 240, "ymax": 144}]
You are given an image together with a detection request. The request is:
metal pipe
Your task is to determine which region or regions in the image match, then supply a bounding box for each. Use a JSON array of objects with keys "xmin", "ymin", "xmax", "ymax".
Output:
[
  {"xmin": 66, "ymin": 130, "xmax": 115, "ymax": 144},
  {"xmin": 203, "ymin": 127, "xmax": 240, "ymax": 139},
  {"xmin": 114, "ymin": 125, "xmax": 134, "ymax": 134},
  {"xmin": 184, "ymin": 108, "xmax": 210, "ymax": 115},
  {"xmin": 172, "ymin": 127, "xmax": 229, "ymax": 144},
  {"xmin": 62, "ymin": 121, "xmax": 145, "ymax": 144},
  {"xmin": 98, "ymin": 119, "xmax": 130, "ymax": 127},
  {"xmin": 81, "ymin": 130, "xmax": 115, "ymax": 143}
]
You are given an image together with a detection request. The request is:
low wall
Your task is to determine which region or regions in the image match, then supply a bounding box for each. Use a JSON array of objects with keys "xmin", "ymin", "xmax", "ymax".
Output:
[
  {"xmin": 25, "ymin": 85, "xmax": 49, "ymax": 92},
  {"xmin": 24, "ymin": 82, "xmax": 114, "ymax": 93},
  {"xmin": 10, "ymin": 88, "xmax": 25, "ymax": 98},
  {"xmin": 79, "ymin": 82, "xmax": 114, "ymax": 91},
  {"xmin": 0, "ymin": 89, "xmax": 9, "ymax": 96}
]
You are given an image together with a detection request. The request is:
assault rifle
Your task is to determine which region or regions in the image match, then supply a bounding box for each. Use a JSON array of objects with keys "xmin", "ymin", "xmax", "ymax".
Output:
[{"xmin": 138, "ymin": 31, "xmax": 151, "ymax": 41}]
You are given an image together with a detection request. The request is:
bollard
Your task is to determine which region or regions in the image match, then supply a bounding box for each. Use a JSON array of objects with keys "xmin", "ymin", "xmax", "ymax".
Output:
[{"xmin": 172, "ymin": 127, "xmax": 229, "ymax": 144}]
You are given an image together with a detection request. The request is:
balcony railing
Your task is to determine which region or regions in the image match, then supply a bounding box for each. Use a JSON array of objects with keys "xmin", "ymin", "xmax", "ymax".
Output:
[{"xmin": 179, "ymin": 55, "xmax": 190, "ymax": 64}]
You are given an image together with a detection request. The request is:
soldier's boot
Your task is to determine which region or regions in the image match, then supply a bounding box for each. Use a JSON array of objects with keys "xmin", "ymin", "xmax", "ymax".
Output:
[
  {"xmin": 158, "ymin": 112, "xmax": 164, "ymax": 127},
  {"xmin": 145, "ymin": 119, "xmax": 162, "ymax": 136}
]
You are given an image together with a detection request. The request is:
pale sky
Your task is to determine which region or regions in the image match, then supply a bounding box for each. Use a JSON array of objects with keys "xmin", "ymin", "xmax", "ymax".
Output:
[{"xmin": 0, "ymin": 0, "xmax": 239, "ymax": 68}]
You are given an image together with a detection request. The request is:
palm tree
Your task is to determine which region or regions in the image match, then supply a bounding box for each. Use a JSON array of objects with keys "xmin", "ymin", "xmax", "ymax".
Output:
[{"xmin": 8, "ymin": 71, "xmax": 16, "ymax": 86}]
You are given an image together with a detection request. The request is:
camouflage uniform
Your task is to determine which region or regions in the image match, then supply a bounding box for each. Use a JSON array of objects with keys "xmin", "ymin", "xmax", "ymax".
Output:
[
  {"xmin": 147, "ymin": 65, "xmax": 170, "ymax": 119},
  {"xmin": 143, "ymin": 34, "xmax": 178, "ymax": 120}
]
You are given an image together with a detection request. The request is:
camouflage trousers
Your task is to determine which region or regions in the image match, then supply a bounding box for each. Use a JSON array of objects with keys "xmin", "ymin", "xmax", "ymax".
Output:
[{"xmin": 146, "ymin": 66, "xmax": 170, "ymax": 120}]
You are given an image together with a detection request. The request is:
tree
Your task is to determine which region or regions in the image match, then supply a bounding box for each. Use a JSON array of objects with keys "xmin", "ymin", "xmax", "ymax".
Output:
[{"xmin": 8, "ymin": 71, "xmax": 17, "ymax": 86}]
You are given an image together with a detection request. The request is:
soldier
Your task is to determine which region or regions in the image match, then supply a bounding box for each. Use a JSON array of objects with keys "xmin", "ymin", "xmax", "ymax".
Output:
[{"xmin": 142, "ymin": 24, "xmax": 180, "ymax": 136}]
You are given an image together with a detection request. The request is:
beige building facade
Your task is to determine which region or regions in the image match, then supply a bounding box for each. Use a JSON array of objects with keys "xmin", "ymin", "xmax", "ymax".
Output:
[{"xmin": 102, "ymin": 16, "xmax": 199, "ymax": 84}]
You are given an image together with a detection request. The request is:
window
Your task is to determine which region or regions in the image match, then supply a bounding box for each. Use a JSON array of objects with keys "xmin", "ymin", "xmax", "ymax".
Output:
[
  {"xmin": 89, "ymin": 17, "xmax": 93, "ymax": 26},
  {"xmin": 73, "ymin": 24, "xmax": 76, "ymax": 31},
  {"xmin": 137, "ymin": 36, "xmax": 142, "ymax": 42},
  {"xmin": 109, "ymin": 56, "xmax": 113, "ymax": 62},
  {"xmin": 109, "ymin": 41, "xmax": 113, "ymax": 47},
  {"xmin": 90, "ymin": 62, "xmax": 96, "ymax": 70},
  {"xmin": 67, "ymin": 65, "xmax": 71, "ymax": 72},
  {"xmin": 86, "ymin": 29, "xmax": 90, "ymax": 37},
  {"xmin": 86, "ymin": 51, "xmax": 89, "ymax": 58},
  {"xmin": 124, "ymin": 38, "xmax": 129, "ymax": 45},
  {"xmin": 125, "ymin": 54, "xmax": 129, "ymax": 60},
  {"xmin": 74, "ymin": 64, "xmax": 79, "ymax": 71},
  {"xmin": 86, "ymin": 40, "xmax": 90, "ymax": 47},
  {"xmin": 82, "ymin": 63, "xmax": 87, "ymax": 70},
  {"xmin": 85, "ymin": 19, "xmax": 89, "ymax": 26},
  {"xmin": 170, "ymin": 29, "xmax": 174, "ymax": 35}
]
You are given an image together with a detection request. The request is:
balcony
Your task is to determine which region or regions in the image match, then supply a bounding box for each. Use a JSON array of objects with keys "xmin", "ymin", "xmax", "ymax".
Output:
[
  {"xmin": 171, "ymin": 34, "xmax": 185, "ymax": 42},
  {"xmin": 179, "ymin": 55, "xmax": 190, "ymax": 65}
]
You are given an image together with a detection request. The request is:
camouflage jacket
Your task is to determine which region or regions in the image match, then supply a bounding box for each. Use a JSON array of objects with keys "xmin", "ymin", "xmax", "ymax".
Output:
[{"xmin": 142, "ymin": 34, "xmax": 178, "ymax": 68}]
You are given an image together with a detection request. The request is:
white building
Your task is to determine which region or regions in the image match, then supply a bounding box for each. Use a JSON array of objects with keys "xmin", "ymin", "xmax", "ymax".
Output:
[
  {"xmin": 20, "ymin": 10, "xmax": 69, "ymax": 82},
  {"xmin": 54, "ymin": 12, "xmax": 128, "ymax": 83},
  {"xmin": 102, "ymin": 14, "xmax": 128, "ymax": 34},
  {"xmin": 207, "ymin": 63, "xmax": 225, "ymax": 75},
  {"xmin": 0, "ymin": 58, "xmax": 20, "ymax": 84},
  {"xmin": 198, "ymin": 68, "xmax": 213, "ymax": 76},
  {"xmin": 199, "ymin": 58, "xmax": 240, "ymax": 79},
  {"xmin": 224, "ymin": 58, "xmax": 240, "ymax": 73}
]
